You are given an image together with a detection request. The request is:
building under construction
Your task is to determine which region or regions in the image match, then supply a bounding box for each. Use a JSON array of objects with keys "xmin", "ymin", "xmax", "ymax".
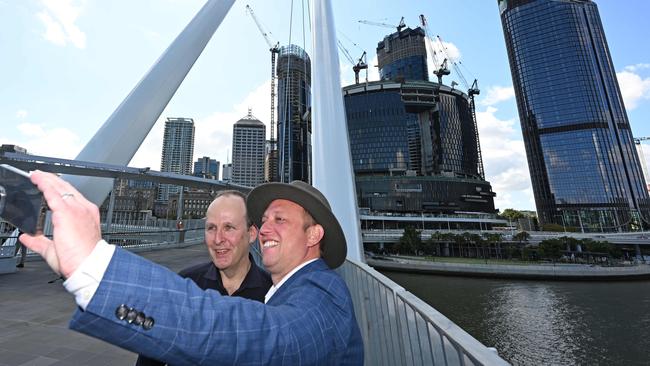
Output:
[
  {"xmin": 343, "ymin": 24, "xmax": 496, "ymax": 214},
  {"xmin": 276, "ymin": 44, "xmax": 312, "ymax": 183}
]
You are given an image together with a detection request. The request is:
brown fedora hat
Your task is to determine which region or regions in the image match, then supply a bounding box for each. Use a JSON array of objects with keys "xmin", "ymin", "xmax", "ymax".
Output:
[{"xmin": 246, "ymin": 180, "xmax": 347, "ymax": 269}]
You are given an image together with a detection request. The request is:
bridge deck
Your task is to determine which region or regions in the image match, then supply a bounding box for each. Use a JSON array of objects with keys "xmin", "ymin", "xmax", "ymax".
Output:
[{"xmin": 0, "ymin": 244, "xmax": 209, "ymax": 366}]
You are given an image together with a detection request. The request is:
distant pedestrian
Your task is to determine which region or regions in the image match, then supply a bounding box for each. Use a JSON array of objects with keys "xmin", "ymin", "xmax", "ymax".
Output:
[{"xmin": 14, "ymin": 231, "xmax": 26, "ymax": 268}]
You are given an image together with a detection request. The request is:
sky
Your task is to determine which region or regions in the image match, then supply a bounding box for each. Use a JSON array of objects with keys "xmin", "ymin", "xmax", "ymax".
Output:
[{"xmin": 2, "ymin": 0, "xmax": 650, "ymax": 212}]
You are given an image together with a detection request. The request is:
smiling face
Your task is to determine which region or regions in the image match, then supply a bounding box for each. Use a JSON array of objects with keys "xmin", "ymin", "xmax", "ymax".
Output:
[
  {"xmin": 258, "ymin": 199, "xmax": 323, "ymax": 284},
  {"xmin": 204, "ymin": 194, "xmax": 256, "ymax": 274}
]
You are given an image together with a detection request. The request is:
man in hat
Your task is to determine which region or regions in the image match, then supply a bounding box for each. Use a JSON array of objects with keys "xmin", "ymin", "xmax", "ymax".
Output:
[
  {"xmin": 135, "ymin": 190, "xmax": 272, "ymax": 366},
  {"xmin": 21, "ymin": 171, "xmax": 364, "ymax": 365}
]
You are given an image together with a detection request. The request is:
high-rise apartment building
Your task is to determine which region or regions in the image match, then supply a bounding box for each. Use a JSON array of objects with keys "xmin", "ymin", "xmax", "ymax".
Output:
[
  {"xmin": 158, "ymin": 117, "xmax": 195, "ymax": 201},
  {"xmin": 232, "ymin": 110, "xmax": 266, "ymax": 187},
  {"xmin": 222, "ymin": 163, "xmax": 232, "ymax": 182},
  {"xmin": 193, "ymin": 156, "xmax": 219, "ymax": 180},
  {"xmin": 277, "ymin": 44, "xmax": 311, "ymax": 183},
  {"xmin": 499, "ymin": 0, "xmax": 650, "ymax": 231}
]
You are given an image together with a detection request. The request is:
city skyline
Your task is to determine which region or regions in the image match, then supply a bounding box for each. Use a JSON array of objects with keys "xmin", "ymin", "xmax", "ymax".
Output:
[{"xmin": 2, "ymin": 0, "xmax": 649, "ymax": 211}]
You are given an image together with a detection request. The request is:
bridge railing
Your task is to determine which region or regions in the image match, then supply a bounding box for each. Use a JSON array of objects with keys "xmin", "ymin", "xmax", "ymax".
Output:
[{"xmin": 338, "ymin": 258, "xmax": 509, "ymax": 366}]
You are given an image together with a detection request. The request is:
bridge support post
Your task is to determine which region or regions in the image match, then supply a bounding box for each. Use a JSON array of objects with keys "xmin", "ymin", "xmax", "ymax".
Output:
[{"xmin": 105, "ymin": 189, "xmax": 116, "ymax": 244}]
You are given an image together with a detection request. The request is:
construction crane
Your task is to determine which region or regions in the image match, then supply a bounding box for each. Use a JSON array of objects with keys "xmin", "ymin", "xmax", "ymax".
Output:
[
  {"xmin": 635, "ymin": 137, "xmax": 650, "ymax": 145},
  {"xmin": 337, "ymin": 40, "xmax": 367, "ymax": 84},
  {"xmin": 358, "ymin": 17, "xmax": 406, "ymax": 32},
  {"xmin": 419, "ymin": 14, "xmax": 449, "ymax": 84},
  {"xmin": 246, "ymin": 4, "xmax": 280, "ymax": 146}
]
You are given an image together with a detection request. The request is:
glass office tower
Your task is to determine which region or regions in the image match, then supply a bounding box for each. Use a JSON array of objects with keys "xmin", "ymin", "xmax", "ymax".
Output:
[{"xmin": 499, "ymin": 0, "xmax": 650, "ymax": 231}]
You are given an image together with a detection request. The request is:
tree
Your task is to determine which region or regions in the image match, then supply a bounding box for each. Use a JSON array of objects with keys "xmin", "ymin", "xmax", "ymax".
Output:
[
  {"xmin": 538, "ymin": 238, "xmax": 564, "ymax": 261},
  {"xmin": 398, "ymin": 226, "xmax": 422, "ymax": 255},
  {"xmin": 500, "ymin": 208, "xmax": 524, "ymax": 221},
  {"xmin": 483, "ymin": 232, "xmax": 504, "ymax": 258}
]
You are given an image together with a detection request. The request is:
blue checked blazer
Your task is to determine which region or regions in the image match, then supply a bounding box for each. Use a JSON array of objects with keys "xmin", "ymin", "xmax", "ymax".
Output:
[{"xmin": 69, "ymin": 247, "xmax": 364, "ymax": 365}]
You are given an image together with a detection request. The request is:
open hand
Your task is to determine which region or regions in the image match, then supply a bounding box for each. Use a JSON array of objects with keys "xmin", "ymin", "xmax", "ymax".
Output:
[{"xmin": 19, "ymin": 170, "xmax": 101, "ymax": 278}]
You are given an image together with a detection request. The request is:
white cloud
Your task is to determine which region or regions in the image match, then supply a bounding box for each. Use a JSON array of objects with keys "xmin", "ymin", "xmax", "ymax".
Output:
[
  {"xmin": 479, "ymin": 85, "xmax": 515, "ymax": 107},
  {"xmin": 476, "ymin": 105, "xmax": 534, "ymax": 210},
  {"xmin": 424, "ymin": 37, "xmax": 461, "ymax": 84},
  {"xmin": 37, "ymin": 11, "xmax": 66, "ymax": 46},
  {"xmin": 12, "ymin": 123, "xmax": 80, "ymax": 158},
  {"xmin": 617, "ymin": 65, "xmax": 650, "ymax": 110},
  {"xmin": 37, "ymin": 0, "xmax": 86, "ymax": 48},
  {"xmin": 15, "ymin": 110, "xmax": 28, "ymax": 119},
  {"xmin": 624, "ymin": 63, "xmax": 650, "ymax": 73}
]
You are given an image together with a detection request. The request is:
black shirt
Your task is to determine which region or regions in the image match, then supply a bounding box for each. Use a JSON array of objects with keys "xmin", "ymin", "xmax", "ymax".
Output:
[{"xmin": 135, "ymin": 254, "xmax": 272, "ymax": 366}]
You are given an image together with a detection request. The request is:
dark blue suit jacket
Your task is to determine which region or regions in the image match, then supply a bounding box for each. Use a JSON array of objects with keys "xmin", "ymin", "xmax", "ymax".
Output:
[{"xmin": 69, "ymin": 247, "xmax": 364, "ymax": 365}]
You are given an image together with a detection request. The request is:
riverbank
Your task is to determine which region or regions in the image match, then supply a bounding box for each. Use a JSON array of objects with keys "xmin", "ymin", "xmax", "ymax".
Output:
[{"xmin": 367, "ymin": 256, "xmax": 650, "ymax": 280}]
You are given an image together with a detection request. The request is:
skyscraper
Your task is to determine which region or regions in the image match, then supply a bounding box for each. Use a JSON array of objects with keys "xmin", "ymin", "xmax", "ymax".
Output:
[
  {"xmin": 232, "ymin": 110, "xmax": 266, "ymax": 187},
  {"xmin": 222, "ymin": 163, "xmax": 232, "ymax": 182},
  {"xmin": 499, "ymin": 0, "xmax": 650, "ymax": 231},
  {"xmin": 193, "ymin": 156, "xmax": 219, "ymax": 179},
  {"xmin": 342, "ymin": 25, "xmax": 496, "ymax": 215},
  {"xmin": 277, "ymin": 44, "xmax": 311, "ymax": 183},
  {"xmin": 158, "ymin": 117, "xmax": 195, "ymax": 201}
]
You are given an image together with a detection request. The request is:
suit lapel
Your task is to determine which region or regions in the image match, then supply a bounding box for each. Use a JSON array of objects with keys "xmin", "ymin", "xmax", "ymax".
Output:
[{"xmin": 267, "ymin": 259, "xmax": 328, "ymax": 305}]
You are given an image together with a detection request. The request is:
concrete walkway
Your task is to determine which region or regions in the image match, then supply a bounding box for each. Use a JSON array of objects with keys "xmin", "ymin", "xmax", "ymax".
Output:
[
  {"xmin": 0, "ymin": 244, "xmax": 209, "ymax": 366},
  {"xmin": 368, "ymin": 256, "xmax": 650, "ymax": 280}
]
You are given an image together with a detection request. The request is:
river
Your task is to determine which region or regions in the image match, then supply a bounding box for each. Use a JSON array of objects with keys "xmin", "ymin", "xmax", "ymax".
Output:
[{"xmin": 381, "ymin": 271, "xmax": 650, "ymax": 365}]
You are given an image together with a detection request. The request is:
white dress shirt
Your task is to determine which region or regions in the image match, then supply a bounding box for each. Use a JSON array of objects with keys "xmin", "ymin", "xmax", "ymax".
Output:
[
  {"xmin": 264, "ymin": 258, "xmax": 318, "ymax": 303},
  {"xmin": 63, "ymin": 240, "xmax": 115, "ymax": 310}
]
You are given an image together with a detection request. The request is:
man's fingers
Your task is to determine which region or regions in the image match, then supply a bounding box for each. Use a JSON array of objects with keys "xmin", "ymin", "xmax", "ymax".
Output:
[
  {"xmin": 19, "ymin": 233, "xmax": 52, "ymax": 256},
  {"xmin": 30, "ymin": 170, "xmax": 79, "ymax": 210}
]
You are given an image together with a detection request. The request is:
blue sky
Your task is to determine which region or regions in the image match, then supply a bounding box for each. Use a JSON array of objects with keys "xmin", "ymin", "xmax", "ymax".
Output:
[{"xmin": 2, "ymin": 0, "xmax": 649, "ymax": 211}]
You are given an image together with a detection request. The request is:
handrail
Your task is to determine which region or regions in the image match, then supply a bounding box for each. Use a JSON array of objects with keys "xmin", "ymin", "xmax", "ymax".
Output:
[{"xmin": 338, "ymin": 258, "xmax": 509, "ymax": 365}]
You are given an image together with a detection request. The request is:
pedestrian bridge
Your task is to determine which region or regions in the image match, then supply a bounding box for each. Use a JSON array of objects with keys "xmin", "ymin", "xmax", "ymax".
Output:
[
  {"xmin": 0, "ymin": 0, "xmax": 509, "ymax": 363},
  {"xmin": 0, "ymin": 219, "xmax": 508, "ymax": 365}
]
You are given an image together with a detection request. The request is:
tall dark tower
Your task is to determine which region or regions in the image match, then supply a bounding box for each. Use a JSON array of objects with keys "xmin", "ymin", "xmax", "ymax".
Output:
[
  {"xmin": 277, "ymin": 44, "xmax": 312, "ymax": 183},
  {"xmin": 377, "ymin": 27, "xmax": 429, "ymax": 82},
  {"xmin": 499, "ymin": 0, "xmax": 650, "ymax": 231}
]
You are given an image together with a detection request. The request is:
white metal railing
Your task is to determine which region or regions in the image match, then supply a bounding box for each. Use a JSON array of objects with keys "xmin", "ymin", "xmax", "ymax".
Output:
[{"xmin": 337, "ymin": 259, "xmax": 510, "ymax": 366}]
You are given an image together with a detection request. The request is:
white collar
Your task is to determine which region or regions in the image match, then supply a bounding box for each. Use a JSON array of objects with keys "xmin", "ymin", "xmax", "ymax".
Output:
[{"xmin": 264, "ymin": 258, "xmax": 319, "ymax": 303}]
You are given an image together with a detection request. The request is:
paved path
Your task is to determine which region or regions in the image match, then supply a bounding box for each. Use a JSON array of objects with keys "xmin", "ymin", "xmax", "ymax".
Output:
[{"xmin": 0, "ymin": 244, "xmax": 209, "ymax": 366}]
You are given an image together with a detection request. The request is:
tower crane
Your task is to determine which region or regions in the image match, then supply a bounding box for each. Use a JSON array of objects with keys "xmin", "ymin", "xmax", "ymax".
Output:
[
  {"xmin": 419, "ymin": 14, "xmax": 449, "ymax": 84},
  {"xmin": 246, "ymin": 4, "xmax": 280, "ymax": 147},
  {"xmin": 337, "ymin": 40, "xmax": 367, "ymax": 84},
  {"xmin": 358, "ymin": 17, "xmax": 406, "ymax": 32},
  {"xmin": 634, "ymin": 137, "xmax": 650, "ymax": 145}
]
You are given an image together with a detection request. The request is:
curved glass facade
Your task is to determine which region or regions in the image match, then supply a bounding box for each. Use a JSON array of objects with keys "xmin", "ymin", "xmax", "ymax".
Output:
[
  {"xmin": 345, "ymin": 89, "xmax": 411, "ymax": 173},
  {"xmin": 499, "ymin": 0, "xmax": 650, "ymax": 231},
  {"xmin": 344, "ymin": 81, "xmax": 494, "ymax": 214}
]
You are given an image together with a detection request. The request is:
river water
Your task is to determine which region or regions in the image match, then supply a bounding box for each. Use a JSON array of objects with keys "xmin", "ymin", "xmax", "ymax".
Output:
[{"xmin": 382, "ymin": 271, "xmax": 650, "ymax": 366}]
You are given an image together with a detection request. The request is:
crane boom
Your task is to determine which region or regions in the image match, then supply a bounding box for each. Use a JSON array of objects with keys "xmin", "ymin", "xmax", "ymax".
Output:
[
  {"xmin": 419, "ymin": 14, "xmax": 449, "ymax": 83},
  {"xmin": 246, "ymin": 4, "xmax": 280, "ymax": 144},
  {"xmin": 337, "ymin": 40, "xmax": 355, "ymax": 65},
  {"xmin": 358, "ymin": 17, "xmax": 405, "ymax": 32},
  {"xmin": 337, "ymin": 41, "xmax": 367, "ymax": 84}
]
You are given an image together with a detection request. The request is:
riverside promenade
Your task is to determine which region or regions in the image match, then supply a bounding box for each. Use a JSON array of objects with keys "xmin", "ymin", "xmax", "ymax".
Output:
[
  {"xmin": 368, "ymin": 256, "xmax": 650, "ymax": 280},
  {"xmin": 0, "ymin": 244, "xmax": 209, "ymax": 366}
]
